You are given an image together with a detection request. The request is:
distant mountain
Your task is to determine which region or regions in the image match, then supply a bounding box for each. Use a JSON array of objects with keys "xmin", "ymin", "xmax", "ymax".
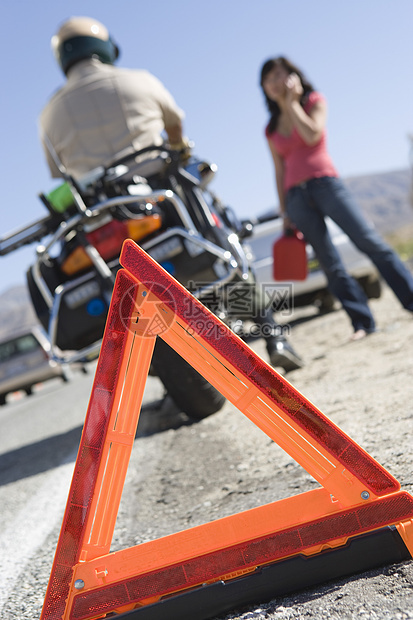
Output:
[
  {"xmin": 0, "ymin": 167, "xmax": 412, "ymax": 340},
  {"xmin": 344, "ymin": 168, "xmax": 413, "ymax": 234},
  {"xmin": 0, "ymin": 285, "xmax": 38, "ymax": 341}
]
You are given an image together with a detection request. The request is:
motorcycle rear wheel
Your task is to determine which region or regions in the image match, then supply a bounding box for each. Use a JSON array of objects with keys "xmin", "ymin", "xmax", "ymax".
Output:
[{"xmin": 152, "ymin": 338, "xmax": 226, "ymax": 420}]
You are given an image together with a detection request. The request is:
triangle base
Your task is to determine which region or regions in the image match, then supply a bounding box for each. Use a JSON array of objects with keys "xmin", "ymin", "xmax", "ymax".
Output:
[{"xmin": 115, "ymin": 526, "xmax": 410, "ymax": 620}]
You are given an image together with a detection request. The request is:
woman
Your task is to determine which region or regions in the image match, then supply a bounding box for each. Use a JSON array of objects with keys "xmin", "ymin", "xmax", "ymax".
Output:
[{"xmin": 260, "ymin": 56, "xmax": 413, "ymax": 339}]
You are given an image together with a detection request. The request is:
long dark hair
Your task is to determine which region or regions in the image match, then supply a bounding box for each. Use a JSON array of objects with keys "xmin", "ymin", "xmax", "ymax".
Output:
[{"xmin": 260, "ymin": 57, "xmax": 314, "ymax": 135}]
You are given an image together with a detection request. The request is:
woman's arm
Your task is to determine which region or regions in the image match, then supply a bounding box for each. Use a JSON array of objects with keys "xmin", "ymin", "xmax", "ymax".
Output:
[
  {"xmin": 267, "ymin": 138, "xmax": 293, "ymax": 230},
  {"xmin": 267, "ymin": 138, "xmax": 285, "ymax": 210},
  {"xmin": 285, "ymin": 74, "xmax": 327, "ymax": 145}
]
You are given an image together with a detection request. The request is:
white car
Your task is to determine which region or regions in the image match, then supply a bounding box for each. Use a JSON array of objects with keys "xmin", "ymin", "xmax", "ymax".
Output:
[
  {"xmin": 0, "ymin": 325, "xmax": 86, "ymax": 405},
  {"xmin": 247, "ymin": 213, "xmax": 381, "ymax": 312}
]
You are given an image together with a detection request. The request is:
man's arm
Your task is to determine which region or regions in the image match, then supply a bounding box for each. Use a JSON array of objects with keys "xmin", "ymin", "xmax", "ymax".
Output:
[{"xmin": 165, "ymin": 120, "xmax": 185, "ymax": 149}]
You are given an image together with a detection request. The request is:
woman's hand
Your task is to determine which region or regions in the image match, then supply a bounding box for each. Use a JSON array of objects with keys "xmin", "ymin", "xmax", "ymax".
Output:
[
  {"xmin": 282, "ymin": 214, "xmax": 295, "ymax": 232},
  {"xmin": 285, "ymin": 73, "xmax": 303, "ymax": 104},
  {"xmin": 285, "ymin": 78, "xmax": 326, "ymax": 145}
]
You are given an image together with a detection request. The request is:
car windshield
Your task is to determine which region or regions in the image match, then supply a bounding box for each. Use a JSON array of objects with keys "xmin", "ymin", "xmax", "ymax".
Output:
[{"xmin": 0, "ymin": 334, "xmax": 39, "ymax": 362}]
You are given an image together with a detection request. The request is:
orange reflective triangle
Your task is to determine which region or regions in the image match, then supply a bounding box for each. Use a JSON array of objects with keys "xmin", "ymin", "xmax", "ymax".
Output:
[{"xmin": 40, "ymin": 240, "xmax": 413, "ymax": 620}]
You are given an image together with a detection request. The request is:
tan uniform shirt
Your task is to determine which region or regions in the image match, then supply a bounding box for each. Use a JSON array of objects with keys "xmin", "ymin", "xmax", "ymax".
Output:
[{"xmin": 39, "ymin": 59, "xmax": 184, "ymax": 179}]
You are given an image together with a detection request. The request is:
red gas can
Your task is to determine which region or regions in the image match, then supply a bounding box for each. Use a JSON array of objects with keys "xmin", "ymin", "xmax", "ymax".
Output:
[{"xmin": 272, "ymin": 229, "xmax": 308, "ymax": 281}]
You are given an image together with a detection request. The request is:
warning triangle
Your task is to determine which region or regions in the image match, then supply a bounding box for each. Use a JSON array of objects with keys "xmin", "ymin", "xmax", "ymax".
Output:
[{"xmin": 40, "ymin": 240, "xmax": 413, "ymax": 620}]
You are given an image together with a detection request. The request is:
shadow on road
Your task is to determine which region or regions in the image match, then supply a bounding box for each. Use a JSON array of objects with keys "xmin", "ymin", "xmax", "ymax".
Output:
[
  {"xmin": 0, "ymin": 397, "xmax": 195, "ymax": 486},
  {"xmin": 0, "ymin": 425, "xmax": 83, "ymax": 486}
]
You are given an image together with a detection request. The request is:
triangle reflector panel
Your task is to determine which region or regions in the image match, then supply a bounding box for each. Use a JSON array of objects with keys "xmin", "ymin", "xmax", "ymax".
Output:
[{"xmin": 40, "ymin": 240, "xmax": 413, "ymax": 620}]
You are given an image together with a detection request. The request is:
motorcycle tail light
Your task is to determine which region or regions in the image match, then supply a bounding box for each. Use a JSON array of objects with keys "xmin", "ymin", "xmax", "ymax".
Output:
[
  {"xmin": 61, "ymin": 246, "xmax": 92, "ymax": 276},
  {"xmin": 126, "ymin": 213, "xmax": 162, "ymax": 241},
  {"xmin": 87, "ymin": 220, "xmax": 130, "ymax": 259},
  {"xmin": 61, "ymin": 215, "xmax": 162, "ymax": 276}
]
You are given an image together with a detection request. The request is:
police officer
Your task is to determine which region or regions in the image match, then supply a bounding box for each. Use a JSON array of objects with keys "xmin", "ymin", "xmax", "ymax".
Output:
[{"xmin": 40, "ymin": 16, "xmax": 187, "ymax": 179}]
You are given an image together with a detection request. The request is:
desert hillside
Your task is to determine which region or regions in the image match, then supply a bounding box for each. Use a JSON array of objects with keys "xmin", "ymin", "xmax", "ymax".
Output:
[{"xmin": 345, "ymin": 168, "xmax": 413, "ymax": 233}]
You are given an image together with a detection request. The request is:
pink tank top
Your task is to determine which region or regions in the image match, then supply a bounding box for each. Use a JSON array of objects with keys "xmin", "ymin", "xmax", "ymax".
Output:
[{"xmin": 266, "ymin": 91, "xmax": 338, "ymax": 192}]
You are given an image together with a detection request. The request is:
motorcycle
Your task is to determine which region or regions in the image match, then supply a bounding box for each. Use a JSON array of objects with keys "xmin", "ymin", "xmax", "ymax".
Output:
[{"xmin": 0, "ymin": 144, "xmax": 260, "ymax": 420}]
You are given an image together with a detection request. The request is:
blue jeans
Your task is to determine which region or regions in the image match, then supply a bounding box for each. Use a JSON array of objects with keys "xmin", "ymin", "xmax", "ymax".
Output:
[{"xmin": 286, "ymin": 176, "xmax": 413, "ymax": 332}]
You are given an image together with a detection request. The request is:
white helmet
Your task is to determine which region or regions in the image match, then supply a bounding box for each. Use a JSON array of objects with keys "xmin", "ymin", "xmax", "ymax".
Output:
[{"xmin": 51, "ymin": 16, "xmax": 119, "ymax": 75}]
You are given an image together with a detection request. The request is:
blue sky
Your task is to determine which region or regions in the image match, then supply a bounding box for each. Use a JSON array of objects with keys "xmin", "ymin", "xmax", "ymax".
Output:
[{"xmin": 1, "ymin": 0, "xmax": 413, "ymax": 293}]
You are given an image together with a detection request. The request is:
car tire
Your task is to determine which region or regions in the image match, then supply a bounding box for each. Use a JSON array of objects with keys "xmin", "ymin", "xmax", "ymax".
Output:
[
  {"xmin": 151, "ymin": 338, "xmax": 226, "ymax": 420},
  {"xmin": 317, "ymin": 292, "xmax": 336, "ymax": 314},
  {"xmin": 358, "ymin": 275, "xmax": 382, "ymax": 300}
]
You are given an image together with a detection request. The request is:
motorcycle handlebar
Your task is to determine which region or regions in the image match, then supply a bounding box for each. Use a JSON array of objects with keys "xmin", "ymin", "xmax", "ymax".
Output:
[{"xmin": 0, "ymin": 214, "xmax": 59, "ymax": 256}]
